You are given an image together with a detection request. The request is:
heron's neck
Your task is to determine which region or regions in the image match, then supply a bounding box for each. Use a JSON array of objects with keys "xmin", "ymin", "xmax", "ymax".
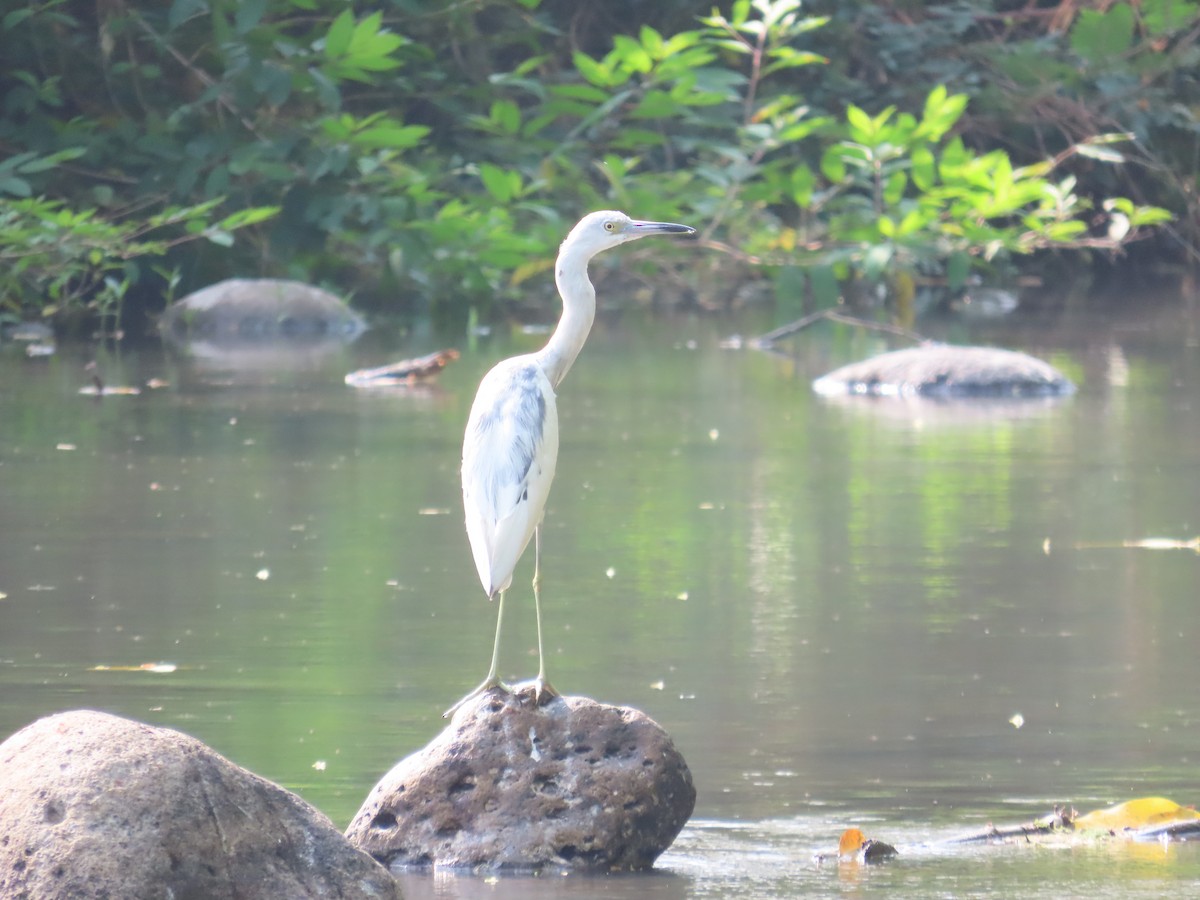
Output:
[{"xmin": 535, "ymin": 243, "xmax": 597, "ymax": 388}]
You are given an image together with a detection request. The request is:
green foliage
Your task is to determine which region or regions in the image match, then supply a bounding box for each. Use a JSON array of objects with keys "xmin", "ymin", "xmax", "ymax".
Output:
[
  {"xmin": 775, "ymin": 87, "xmax": 1169, "ymax": 284},
  {"xmin": 813, "ymin": 0, "xmax": 1200, "ymax": 267},
  {"xmin": 1070, "ymin": 4, "xmax": 1136, "ymax": 63},
  {"xmin": 0, "ymin": 0, "xmax": 1190, "ymax": 328},
  {"xmin": 0, "ymin": 193, "xmax": 279, "ymax": 333}
]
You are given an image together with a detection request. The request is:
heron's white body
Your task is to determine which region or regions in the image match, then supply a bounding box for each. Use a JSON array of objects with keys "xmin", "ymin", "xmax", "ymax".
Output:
[
  {"xmin": 462, "ymin": 356, "xmax": 559, "ymax": 597},
  {"xmin": 449, "ymin": 210, "xmax": 695, "ymax": 715}
]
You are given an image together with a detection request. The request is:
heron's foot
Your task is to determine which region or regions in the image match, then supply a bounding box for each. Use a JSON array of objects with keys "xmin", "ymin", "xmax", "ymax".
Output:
[
  {"xmin": 443, "ymin": 677, "xmax": 512, "ymax": 719},
  {"xmin": 512, "ymin": 675, "xmax": 560, "ymax": 708},
  {"xmin": 534, "ymin": 677, "xmax": 561, "ymax": 707}
]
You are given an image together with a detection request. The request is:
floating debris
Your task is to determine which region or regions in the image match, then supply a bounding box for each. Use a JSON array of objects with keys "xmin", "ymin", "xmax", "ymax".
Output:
[
  {"xmin": 1074, "ymin": 536, "xmax": 1200, "ymax": 553},
  {"xmin": 92, "ymin": 662, "xmax": 177, "ymax": 674},
  {"xmin": 79, "ymin": 361, "xmax": 141, "ymax": 397},
  {"xmin": 25, "ymin": 342, "xmax": 56, "ymax": 358},
  {"xmin": 815, "ymin": 828, "xmax": 899, "ymax": 864},
  {"xmin": 78, "ymin": 384, "xmax": 141, "ymax": 396},
  {"xmin": 345, "ymin": 348, "xmax": 460, "ymax": 388}
]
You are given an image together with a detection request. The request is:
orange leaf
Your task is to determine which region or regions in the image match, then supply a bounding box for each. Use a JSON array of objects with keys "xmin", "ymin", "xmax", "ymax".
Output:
[{"xmin": 839, "ymin": 827, "xmax": 865, "ymax": 856}]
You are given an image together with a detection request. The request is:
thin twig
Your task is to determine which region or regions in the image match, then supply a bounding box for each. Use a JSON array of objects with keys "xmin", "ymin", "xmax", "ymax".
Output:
[{"xmin": 748, "ymin": 308, "xmax": 928, "ymax": 349}]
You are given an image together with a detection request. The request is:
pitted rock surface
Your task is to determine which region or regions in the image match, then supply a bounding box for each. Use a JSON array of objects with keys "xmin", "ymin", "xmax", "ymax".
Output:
[
  {"xmin": 346, "ymin": 689, "xmax": 695, "ymax": 871},
  {"xmin": 0, "ymin": 710, "xmax": 400, "ymax": 900},
  {"xmin": 813, "ymin": 344, "xmax": 1075, "ymax": 398}
]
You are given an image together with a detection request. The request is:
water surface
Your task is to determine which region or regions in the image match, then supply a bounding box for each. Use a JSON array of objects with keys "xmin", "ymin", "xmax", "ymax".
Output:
[{"xmin": 1, "ymin": 296, "xmax": 1198, "ymax": 898}]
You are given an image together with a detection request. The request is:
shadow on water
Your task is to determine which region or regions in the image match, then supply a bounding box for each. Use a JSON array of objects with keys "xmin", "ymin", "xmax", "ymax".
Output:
[{"xmin": 0, "ymin": 289, "xmax": 1198, "ymax": 898}]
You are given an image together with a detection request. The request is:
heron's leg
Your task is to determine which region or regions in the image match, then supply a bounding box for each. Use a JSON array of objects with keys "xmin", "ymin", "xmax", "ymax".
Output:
[
  {"xmin": 443, "ymin": 591, "xmax": 512, "ymax": 718},
  {"xmin": 531, "ymin": 524, "xmax": 560, "ymax": 704}
]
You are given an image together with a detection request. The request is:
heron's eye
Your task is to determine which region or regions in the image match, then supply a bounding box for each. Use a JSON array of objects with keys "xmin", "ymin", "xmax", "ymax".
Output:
[{"xmin": 604, "ymin": 221, "xmax": 617, "ymax": 232}]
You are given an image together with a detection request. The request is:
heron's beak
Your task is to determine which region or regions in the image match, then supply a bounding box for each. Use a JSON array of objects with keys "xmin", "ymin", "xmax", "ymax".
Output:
[{"xmin": 629, "ymin": 220, "xmax": 697, "ymax": 237}]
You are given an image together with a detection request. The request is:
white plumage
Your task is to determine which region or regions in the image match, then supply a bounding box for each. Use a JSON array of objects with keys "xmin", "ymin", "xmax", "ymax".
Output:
[
  {"xmin": 447, "ymin": 210, "xmax": 695, "ymax": 717},
  {"xmin": 462, "ymin": 358, "xmax": 558, "ymax": 598}
]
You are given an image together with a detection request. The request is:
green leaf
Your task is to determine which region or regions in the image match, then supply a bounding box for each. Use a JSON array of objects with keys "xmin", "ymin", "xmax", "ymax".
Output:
[
  {"xmin": 549, "ymin": 83, "xmax": 609, "ymax": 103},
  {"xmin": 883, "ymin": 170, "xmax": 907, "ymax": 205},
  {"xmin": 167, "ymin": 0, "xmax": 207, "ymax": 31},
  {"xmin": 1126, "ymin": 204, "xmax": 1174, "ymax": 226},
  {"xmin": 352, "ymin": 124, "xmax": 429, "ymax": 150},
  {"xmin": 479, "ymin": 164, "xmax": 520, "ymax": 203},
  {"xmin": 3, "ymin": 8, "xmax": 35, "ymax": 29},
  {"xmin": 777, "ymin": 116, "xmax": 833, "ymax": 143},
  {"xmin": 217, "ymin": 206, "xmax": 280, "ymax": 230},
  {"xmin": 896, "ymin": 209, "xmax": 927, "ymax": 237},
  {"xmin": 1143, "ymin": 0, "xmax": 1200, "ymax": 36},
  {"xmin": 1070, "ymin": 4, "xmax": 1135, "ymax": 63},
  {"xmin": 0, "ymin": 176, "xmax": 31, "ymax": 197},
  {"xmin": 573, "ymin": 51, "xmax": 614, "ymax": 87},
  {"xmin": 763, "ymin": 47, "xmax": 827, "ymax": 76},
  {"xmin": 490, "ymin": 100, "xmax": 521, "ymax": 135},
  {"xmin": 325, "ymin": 10, "xmax": 355, "ymax": 59},
  {"xmin": 16, "ymin": 147, "xmax": 86, "ymax": 174},
  {"xmin": 790, "ymin": 164, "xmax": 815, "ymax": 207},
  {"xmin": 639, "ymin": 25, "xmax": 664, "ymax": 58},
  {"xmin": 845, "ymin": 105, "xmax": 873, "ymax": 140},
  {"xmin": 820, "ymin": 147, "xmax": 846, "ymax": 182},
  {"xmin": 918, "ymin": 87, "xmax": 967, "ymax": 141},
  {"xmin": 1043, "ymin": 220, "xmax": 1089, "ymax": 242},
  {"xmin": 911, "ymin": 145, "xmax": 936, "ymax": 191},
  {"xmin": 611, "ymin": 35, "xmax": 652, "ymax": 73},
  {"xmin": 234, "ymin": 0, "xmax": 266, "ymax": 34}
]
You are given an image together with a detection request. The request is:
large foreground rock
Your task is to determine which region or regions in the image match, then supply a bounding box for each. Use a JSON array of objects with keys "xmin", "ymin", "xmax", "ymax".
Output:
[
  {"xmin": 346, "ymin": 689, "xmax": 695, "ymax": 872},
  {"xmin": 813, "ymin": 344, "xmax": 1074, "ymax": 398},
  {"xmin": 0, "ymin": 710, "xmax": 400, "ymax": 900}
]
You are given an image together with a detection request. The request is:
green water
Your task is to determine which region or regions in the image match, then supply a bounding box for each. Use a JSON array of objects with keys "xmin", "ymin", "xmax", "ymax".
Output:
[{"xmin": 1, "ymin": 297, "xmax": 1198, "ymax": 898}]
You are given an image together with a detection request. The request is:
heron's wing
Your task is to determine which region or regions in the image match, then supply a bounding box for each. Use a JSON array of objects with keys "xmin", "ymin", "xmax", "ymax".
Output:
[{"xmin": 462, "ymin": 359, "xmax": 559, "ymax": 596}]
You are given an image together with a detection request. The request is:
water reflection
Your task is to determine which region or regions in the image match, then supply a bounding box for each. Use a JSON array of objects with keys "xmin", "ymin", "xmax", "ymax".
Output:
[
  {"xmin": 814, "ymin": 392, "xmax": 1074, "ymax": 426},
  {"xmin": 1, "ymin": 297, "xmax": 1199, "ymax": 898}
]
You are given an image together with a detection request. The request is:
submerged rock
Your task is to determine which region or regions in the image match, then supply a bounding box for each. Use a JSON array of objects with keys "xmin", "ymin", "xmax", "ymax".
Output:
[
  {"xmin": 161, "ymin": 278, "xmax": 366, "ymax": 345},
  {"xmin": 346, "ymin": 688, "xmax": 695, "ymax": 872},
  {"xmin": 0, "ymin": 710, "xmax": 400, "ymax": 900},
  {"xmin": 813, "ymin": 344, "xmax": 1074, "ymax": 398}
]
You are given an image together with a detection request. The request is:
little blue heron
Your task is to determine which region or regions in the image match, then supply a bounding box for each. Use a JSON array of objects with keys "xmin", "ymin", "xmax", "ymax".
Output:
[{"xmin": 446, "ymin": 211, "xmax": 696, "ymax": 716}]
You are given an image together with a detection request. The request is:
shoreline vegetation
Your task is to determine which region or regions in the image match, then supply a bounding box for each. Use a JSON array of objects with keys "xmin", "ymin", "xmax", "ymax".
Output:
[{"xmin": 0, "ymin": 0, "xmax": 1195, "ymax": 335}]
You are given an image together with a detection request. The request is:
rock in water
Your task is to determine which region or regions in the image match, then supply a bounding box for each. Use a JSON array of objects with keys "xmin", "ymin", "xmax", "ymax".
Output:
[
  {"xmin": 161, "ymin": 278, "xmax": 367, "ymax": 344},
  {"xmin": 0, "ymin": 710, "xmax": 400, "ymax": 900},
  {"xmin": 812, "ymin": 344, "xmax": 1074, "ymax": 398},
  {"xmin": 346, "ymin": 690, "xmax": 695, "ymax": 872}
]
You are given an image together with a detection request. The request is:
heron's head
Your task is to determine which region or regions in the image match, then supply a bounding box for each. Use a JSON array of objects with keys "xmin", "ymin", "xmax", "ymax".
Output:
[{"xmin": 563, "ymin": 210, "xmax": 696, "ymax": 258}]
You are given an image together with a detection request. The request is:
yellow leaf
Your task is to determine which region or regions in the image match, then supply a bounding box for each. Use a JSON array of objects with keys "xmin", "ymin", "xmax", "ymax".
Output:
[
  {"xmin": 1076, "ymin": 797, "xmax": 1200, "ymax": 832},
  {"xmin": 510, "ymin": 257, "xmax": 554, "ymax": 288}
]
